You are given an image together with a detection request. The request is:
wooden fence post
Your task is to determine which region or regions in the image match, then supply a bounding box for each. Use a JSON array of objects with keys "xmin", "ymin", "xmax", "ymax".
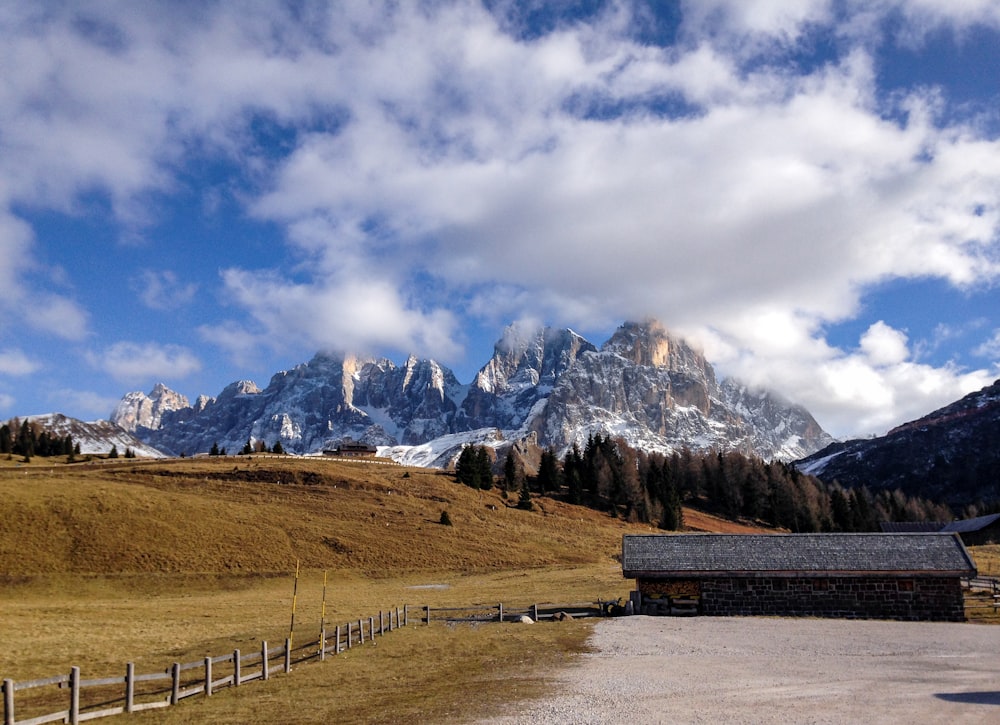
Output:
[
  {"xmin": 498, "ymin": 603, "xmax": 503, "ymax": 622},
  {"xmin": 404, "ymin": 605, "xmax": 409, "ymax": 626},
  {"xmin": 320, "ymin": 627, "xmax": 326, "ymax": 661},
  {"xmin": 379, "ymin": 610, "xmax": 384, "ymax": 635},
  {"xmin": 532, "ymin": 604, "xmax": 538, "ymax": 622},
  {"xmin": 69, "ymin": 666, "xmax": 80, "ymax": 725},
  {"xmin": 284, "ymin": 639, "xmax": 292, "ymax": 673},
  {"xmin": 126, "ymin": 663, "xmax": 135, "ymax": 713},
  {"xmin": 425, "ymin": 605, "xmax": 431, "ymax": 625},
  {"xmin": 336, "ymin": 625, "xmax": 342, "ymax": 654},
  {"xmin": 262, "ymin": 641, "xmax": 269, "ymax": 681},
  {"xmin": 347, "ymin": 622, "xmax": 353, "ymax": 650},
  {"xmin": 204, "ymin": 657, "xmax": 213, "ymax": 696},
  {"xmin": 369, "ymin": 616, "xmax": 375, "ymax": 639},
  {"xmin": 359, "ymin": 619, "xmax": 365, "ymax": 644},
  {"xmin": 233, "ymin": 649, "xmax": 241, "ymax": 686},
  {"xmin": 3, "ymin": 678, "xmax": 14, "ymax": 725},
  {"xmin": 170, "ymin": 663, "xmax": 181, "ymax": 705}
]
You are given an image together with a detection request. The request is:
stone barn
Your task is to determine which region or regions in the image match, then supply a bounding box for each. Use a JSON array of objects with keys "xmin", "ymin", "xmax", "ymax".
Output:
[{"xmin": 622, "ymin": 533, "xmax": 976, "ymax": 621}]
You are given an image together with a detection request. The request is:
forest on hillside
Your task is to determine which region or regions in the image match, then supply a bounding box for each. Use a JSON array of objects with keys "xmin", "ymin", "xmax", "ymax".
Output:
[
  {"xmin": 457, "ymin": 434, "xmax": 959, "ymax": 533},
  {"xmin": 0, "ymin": 418, "xmax": 78, "ymax": 460}
]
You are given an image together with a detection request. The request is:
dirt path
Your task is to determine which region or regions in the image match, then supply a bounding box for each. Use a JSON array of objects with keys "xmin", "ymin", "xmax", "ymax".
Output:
[{"xmin": 476, "ymin": 616, "xmax": 1000, "ymax": 724}]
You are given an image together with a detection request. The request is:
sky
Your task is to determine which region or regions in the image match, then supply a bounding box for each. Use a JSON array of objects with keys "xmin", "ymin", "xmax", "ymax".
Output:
[{"xmin": 1, "ymin": 0, "xmax": 999, "ymax": 441}]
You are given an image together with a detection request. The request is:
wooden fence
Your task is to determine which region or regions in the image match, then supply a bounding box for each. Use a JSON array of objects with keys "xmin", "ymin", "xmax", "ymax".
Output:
[
  {"xmin": 963, "ymin": 575, "xmax": 1000, "ymax": 615},
  {"xmin": 2, "ymin": 606, "xmax": 407, "ymax": 725},
  {"xmin": 2, "ymin": 600, "xmax": 612, "ymax": 725},
  {"xmin": 423, "ymin": 600, "xmax": 617, "ymax": 624}
]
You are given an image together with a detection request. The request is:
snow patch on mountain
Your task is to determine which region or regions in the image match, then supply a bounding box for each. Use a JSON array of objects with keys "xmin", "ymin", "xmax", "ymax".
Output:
[{"xmin": 28, "ymin": 413, "xmax": 166, "ymax": 457}]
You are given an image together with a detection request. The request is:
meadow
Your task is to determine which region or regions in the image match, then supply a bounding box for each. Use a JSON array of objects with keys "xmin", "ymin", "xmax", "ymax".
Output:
[
  {"xmin": 0, "ymin": 455, "xmax": 660, "ymax": 722},
  {"xmin": 1, "ymin": 455, "xmax": 994, "ymax": 723}
]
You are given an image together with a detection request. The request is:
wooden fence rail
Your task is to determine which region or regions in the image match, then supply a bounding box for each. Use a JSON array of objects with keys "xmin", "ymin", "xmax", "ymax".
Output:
[
  {"xmin": 2, "ymin": 601, "xmax": 609, "ymax": 725},
  {"xmin": 2, "ymin": 605, "xmax": 407, "ymax": 725},
  {"xmin": 423, "ymin": 600, "xmax": 616, "ymax": 623}
]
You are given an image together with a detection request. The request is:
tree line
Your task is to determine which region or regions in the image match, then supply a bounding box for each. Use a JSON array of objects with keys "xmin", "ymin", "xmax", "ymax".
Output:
[
  {"xmin": 456, "ymin": 434, "xmax": 954, "ymax": 532},
  {"xmin": 1, "ymin": 418, "xmax": 79, "ymax": 461}
]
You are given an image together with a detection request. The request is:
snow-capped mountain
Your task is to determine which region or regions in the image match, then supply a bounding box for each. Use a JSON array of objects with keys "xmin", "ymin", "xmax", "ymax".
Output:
[
  {"xmin": 796, "ymin": 378, "xmax": 1000, "ymax": 505},
  {"xmin": 112, "ymin": 382, "xmax": 191, "ymax": 431},
  {"xmin": 114, "ymin": 320, "xmax": 834, "ymax": 464},
  {"xmin": 27, "ymin": 413, "xmax": 166, "ymax": 458}
]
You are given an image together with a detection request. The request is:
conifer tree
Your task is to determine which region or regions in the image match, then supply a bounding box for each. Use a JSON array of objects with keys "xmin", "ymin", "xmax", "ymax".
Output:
[
  {"xmin": 475, "ymin": 445, "xmax": 493, "ymax": 490},
  {"xmin": 502, "ymin": 449, "xmax": 521, "ymax": 492},
  {"xmin": 517, "ymin": 481, "xmax": 533, "ymax": 510}
]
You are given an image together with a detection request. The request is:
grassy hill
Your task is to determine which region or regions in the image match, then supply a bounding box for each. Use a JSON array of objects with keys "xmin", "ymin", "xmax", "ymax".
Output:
[
  {"xmin": 1, "ymin": 454, "xmax": 768, "ymax": 723},
  {"xmin": 0, "ymin": 454, "xmax": 763, "ymax": 577}
]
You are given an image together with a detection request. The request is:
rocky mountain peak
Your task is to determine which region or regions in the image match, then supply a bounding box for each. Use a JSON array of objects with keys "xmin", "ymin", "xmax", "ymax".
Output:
[
  {"xmin": 602, "ymin": 319, "xmax": 707, "ymax": 374},
  {"xmin": 111, "ymin": 383, "xmax": 190, "ymax": 432}
]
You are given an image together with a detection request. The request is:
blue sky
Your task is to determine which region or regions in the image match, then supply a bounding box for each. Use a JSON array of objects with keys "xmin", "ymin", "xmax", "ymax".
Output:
[{"xmin": 1, "ymin": 1, "xmax": 999, "ymax": 439}]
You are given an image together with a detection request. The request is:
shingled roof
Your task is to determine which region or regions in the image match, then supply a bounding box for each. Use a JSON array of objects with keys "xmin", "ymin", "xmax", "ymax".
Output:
[{"xmin": 622, "ymin": 533, "xmax": 977, "ymax": 578}]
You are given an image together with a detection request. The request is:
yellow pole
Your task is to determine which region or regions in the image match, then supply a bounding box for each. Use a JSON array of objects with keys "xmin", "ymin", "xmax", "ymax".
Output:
[
  {"xmin": 321, "ymin": 570, "xmax": 328, "ymax": 632},
  {"xmin": 289, "ymin": 559, "xmax": 300, "ymax": 651}
]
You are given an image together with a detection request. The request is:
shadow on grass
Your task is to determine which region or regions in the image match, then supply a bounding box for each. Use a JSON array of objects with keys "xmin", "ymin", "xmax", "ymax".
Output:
[{"xmin": 935, "ymin": 691, "xmax": 1000, "ymax": 705}]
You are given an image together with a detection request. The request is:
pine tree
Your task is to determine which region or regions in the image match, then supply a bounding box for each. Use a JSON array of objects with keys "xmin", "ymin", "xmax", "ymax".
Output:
[
  {"xmin": 108, "ymin": 445, "xmax": 119, "ymax": 459},
  {"xmin": 209, "ymin": 442, "xmax": 220, "ymax": 456},
  {"xmin": 503, "ymin": 449, "xmax": 521, "ymax": 492},
  {"xmin": 517, "ymin": 481, "xmax": 533, "ymax": 510},
  {"xmin": 272, "ymin": 440, "xmax": 285, "ymax": 455},
  {"xmin": 536, "ymin": 447, "xmax": 559, "ymax": 494},
  {"xmin": 475, "ymin": 445, "xmax": 493, "ymax": 490},
  {"xmin": 455, "ymin": 445, "xmax": 478, "ymax": 488}
]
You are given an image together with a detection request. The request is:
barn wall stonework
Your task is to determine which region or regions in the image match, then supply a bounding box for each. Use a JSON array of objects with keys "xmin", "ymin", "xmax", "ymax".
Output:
[{"xmin": 638, "ymin": 576, "xmax": 966, "ymax": 621}]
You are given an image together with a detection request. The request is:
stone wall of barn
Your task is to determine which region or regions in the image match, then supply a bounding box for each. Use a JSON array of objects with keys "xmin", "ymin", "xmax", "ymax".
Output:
[{"xmin": 637, "ymin": 576, "xmax": 966, "ymax": 621}]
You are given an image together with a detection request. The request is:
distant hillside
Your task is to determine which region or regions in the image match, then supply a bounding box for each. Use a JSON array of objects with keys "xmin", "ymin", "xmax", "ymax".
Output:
[
  {"xmin": 0, "ymin": 456, "xmax": 763, "ymax": 578},
  {"xmin": 797, "ymin": 379, "xmax": 1000, "ymax": 508},
  {"xmin": 2, "ymin": 413, "xmax": 165, "ymax": 459}
]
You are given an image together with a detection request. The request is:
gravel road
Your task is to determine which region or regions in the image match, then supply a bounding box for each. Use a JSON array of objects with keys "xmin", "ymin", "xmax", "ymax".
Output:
[{"xmin": 477, "ymin": 616, "xmax": 1000, "ymax": 724}]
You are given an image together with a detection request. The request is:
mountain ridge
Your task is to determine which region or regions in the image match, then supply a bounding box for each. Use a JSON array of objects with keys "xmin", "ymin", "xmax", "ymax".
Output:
[
  {"xmin": 796, "ymin": 379, "xmax": 1000, "ymax": 506},
  {"xmin": 112, "ymin": 320, "xmax": 834, "ymax": 465}
]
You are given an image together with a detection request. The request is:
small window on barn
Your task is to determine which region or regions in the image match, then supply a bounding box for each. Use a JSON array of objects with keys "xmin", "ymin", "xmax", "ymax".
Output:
[{"xmin": 897, "ymin": 579, "xmax": 914, "ymax": 592}]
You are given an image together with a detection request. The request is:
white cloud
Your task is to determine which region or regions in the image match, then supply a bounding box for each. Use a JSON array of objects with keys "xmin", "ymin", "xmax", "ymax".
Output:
[
  {"xmin": 973, "ymin": 329, "xmax": 1000, "ymax": 359},
  {"xmin": 216, "ymin": 268, "xmax": 461, "ymax": 361},
  {"xmin": 0, "ymin": 349, "xmax": 40, "ymax": 376},
  {"xmin": 131, "ymin": 269, "xmax": 198, "ymax": 311},
  {"xmin": 46, "ymin": 389, "xmax": 121, "ymax": 420},
  {"xmin": 678, "ymin": 0, "xmax": 835, "ymax": 47},
  {"xmin": 89, "ymin": 342, "xmax": 202, "ymax": 383},
  {"xmin": 22, "ymin": 294, "xmax": 90, "ymax": 341},
  {"xmin": 0, "ymin": 392, "xmax": 14, "ymax": 411},
  {"xmin": 860, "ymin": 322, "xmax": 910, "ymax": 366}
]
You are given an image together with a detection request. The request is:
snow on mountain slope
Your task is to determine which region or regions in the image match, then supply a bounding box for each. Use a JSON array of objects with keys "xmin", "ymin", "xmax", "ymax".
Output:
[{"xmin": 28, "ymin": 413, "xmax": 166, "ymax": 457}]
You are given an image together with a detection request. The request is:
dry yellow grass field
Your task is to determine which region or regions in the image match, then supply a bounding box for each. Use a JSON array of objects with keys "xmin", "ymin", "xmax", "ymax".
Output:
[
  {"xmin": 0, "ymin": 455, "xmax": 668, "ymax": 723},
  {"xmin": 1, "ymin": 455, "xmax": 994, "ymax": 723}
]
